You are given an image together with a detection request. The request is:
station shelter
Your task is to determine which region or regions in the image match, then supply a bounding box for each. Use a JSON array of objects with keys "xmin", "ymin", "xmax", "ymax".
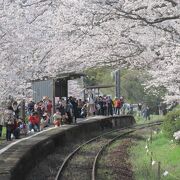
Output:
[{"xmin": 31, "ymin": 72, "xmax": 85, "ymax": 112}]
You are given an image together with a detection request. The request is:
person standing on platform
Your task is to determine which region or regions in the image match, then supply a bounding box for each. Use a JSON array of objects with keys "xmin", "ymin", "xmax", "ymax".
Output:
[
  {"xmin": 115, "ymin": 98, "xmax": 121, "ymax": 115},
  {"xmin": 73, "ymin": 99, "xmax": 78, "ymax": 123},
  {"xmin": 77, "ymin": 99, "xmax": 84, "ymax": 117},
  {"xmin": 12, "ymin": 101, "xmax": 20, "ymax": 119},
  {"xmin": 107, "ymin": 96, "xmax": 113, "ymax": 116},
  {"xmin": 87, "ymin": 90, "xmax": 95, "ymax": 117},
  {"xmin": 27, "ymin": 99, "xmax": 35, "ymax": 115},
  {"xmin": 66, "ymin": 100, "xmax": 73, "ymax": 124},
  {"xmin": 47, "ymin": 100, "xmax": 53, "ymax": 116},
  {"xmin": 4, "ymin": 106, "xmax": 15, "ymax": 141}
]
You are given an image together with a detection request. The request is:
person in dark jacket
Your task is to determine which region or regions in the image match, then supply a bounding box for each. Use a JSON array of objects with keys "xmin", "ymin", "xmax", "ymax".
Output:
[
  {"xmin": 28, "ymin": 100, "xmax": 35, "ymax": 114},
  {"xmin": 66, "ymin": 100, "xmax": 73, "ymax": 124},
  {"xmin": 12, "ymin": 101, "xmax": 20, "ymax": 119}
]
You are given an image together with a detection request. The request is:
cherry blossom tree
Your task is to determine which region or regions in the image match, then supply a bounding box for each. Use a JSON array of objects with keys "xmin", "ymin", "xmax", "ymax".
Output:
[{"xmin": 0, "ymin": 0, "xmax": 179, "ymax": 102}]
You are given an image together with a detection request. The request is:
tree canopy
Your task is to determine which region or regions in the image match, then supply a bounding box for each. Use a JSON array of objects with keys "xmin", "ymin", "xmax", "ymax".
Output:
[
  {"xmin": 84, "ymin": 68, "xmax": 166, "ymax": 112},
  {"xmin": 0, "ymin": 0, "xmax": 179, "ymax": 102}
]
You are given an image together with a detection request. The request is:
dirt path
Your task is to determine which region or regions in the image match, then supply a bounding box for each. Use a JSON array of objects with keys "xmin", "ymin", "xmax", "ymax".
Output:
[{"xmin": 110, "ymin": 139, "xmax": 134, "ymax": 180}]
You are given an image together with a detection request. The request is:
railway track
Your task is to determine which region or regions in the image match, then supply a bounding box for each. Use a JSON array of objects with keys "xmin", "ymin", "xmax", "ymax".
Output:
[{"xmin": 55, "ymin": 121, "xmax": 162, "ymax": 180}]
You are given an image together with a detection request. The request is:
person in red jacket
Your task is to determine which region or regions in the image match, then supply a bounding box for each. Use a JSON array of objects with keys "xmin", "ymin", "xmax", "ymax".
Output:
[
  {"xmin": 47, "ymin": 100, "xmax": 53, "ymax": 116},
  {"xmin": 28, "ymin": 112, "xmax": 40, "ymax": 132},
  {"xmin": 114, "ymin": 98, "xmax": 121, "ymax": 115}
]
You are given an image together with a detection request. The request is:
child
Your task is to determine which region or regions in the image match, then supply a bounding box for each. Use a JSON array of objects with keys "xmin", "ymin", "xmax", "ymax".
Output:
[
  {"xmin": 17, "ymin": 119, "xmax": 28, "ymax": 136},
  {"xmin": 53, "ymin": 109, "xmax": 62, "ymax": 127},
  {"xmin": 62, "ymin": 112, "xmax": 69, "ymax": 124},
  {"xmin": 40, "ymin": 112, "xmax": 49, "ymax": 130},
  {"xmin": 28, "ymin": 112, "xmax": 40, "ymax": 132}
]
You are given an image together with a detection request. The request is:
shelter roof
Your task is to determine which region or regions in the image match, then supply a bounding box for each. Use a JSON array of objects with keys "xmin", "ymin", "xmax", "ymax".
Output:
[
  {"xmin": 30, "ymin": 72, "xmax": 85, "ymax": 82},
  {"xmin": 85, "ymin": 85, "xmax": 115, "ymax": 89},
  {"xmin": 55, "ymin": 72, "xmax": 85, "ymax": 80}
]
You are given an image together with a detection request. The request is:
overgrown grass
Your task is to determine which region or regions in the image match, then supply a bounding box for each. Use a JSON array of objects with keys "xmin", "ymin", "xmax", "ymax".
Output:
[
  {"xmin": 174, "ymin": 104, "xmax": 180, "ymax": 111},
  {"xmin": 135, "ymin": 114, "xmax": 165, "ymax": 124},
  {"xmin": 0, "ymin": 127, "xmax": 6, "ymax": 143},
  {"xmin": 129, "ymin": 131, "xmax": 180, "ymax": 180}
]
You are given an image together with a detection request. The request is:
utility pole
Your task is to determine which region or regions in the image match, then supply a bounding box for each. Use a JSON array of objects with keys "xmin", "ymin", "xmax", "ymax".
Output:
[
  {"xmin": 21, "ymin": 99, "xmax": 25, "ymax": 121},
  {"xmin": 115, "ymin": 69, "xmax": 120, "ymax": 98},
  {"xmin": 52, "ymin": 79, "xmax": 56, "ymax": 114}
]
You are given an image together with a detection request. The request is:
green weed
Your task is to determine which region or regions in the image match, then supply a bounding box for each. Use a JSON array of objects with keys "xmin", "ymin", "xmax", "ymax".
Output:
[{"xmin": 129, "ymin": 131, "xmax": 180, "ymax": 180}]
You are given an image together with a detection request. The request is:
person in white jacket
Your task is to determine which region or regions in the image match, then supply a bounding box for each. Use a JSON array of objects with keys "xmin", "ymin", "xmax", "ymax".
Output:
[{"xmin": 4, "ymin": 106, "xmax": 15, "ymax": 141}]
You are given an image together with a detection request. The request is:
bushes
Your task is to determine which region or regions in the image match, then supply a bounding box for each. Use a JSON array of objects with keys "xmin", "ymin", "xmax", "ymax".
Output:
[{"xmin": 162, "ymin": 109, "xmax": 180, "ymax": 138}]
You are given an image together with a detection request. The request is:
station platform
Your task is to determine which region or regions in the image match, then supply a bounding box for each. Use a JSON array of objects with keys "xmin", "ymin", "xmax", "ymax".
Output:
[{"xmin": 0, "ymin": 115, "xmax": 135, "ymax": 180}]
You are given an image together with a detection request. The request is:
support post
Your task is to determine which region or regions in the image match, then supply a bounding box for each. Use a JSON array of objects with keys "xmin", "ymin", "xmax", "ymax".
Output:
[
  {"xmin": 150, "ymin": 152, "xmax": 153, "ymax": 168},
  {"xmin": 21, "ymin": 99, "xmax": 25, "ymax": 121},
  {"xmin": 150, "ymin": 129, "xmax": 153, "ymax": 144},
  {"xmin": 52, "ymin": 79, "xmax": 56, "ymax": 114},
  {"xmin": 115, "ymin": 69, "xmax": 120, "ymax": 98},
  {"xmin": 158, "ymin": 161, "xmax": 161, "ymax": 180}
]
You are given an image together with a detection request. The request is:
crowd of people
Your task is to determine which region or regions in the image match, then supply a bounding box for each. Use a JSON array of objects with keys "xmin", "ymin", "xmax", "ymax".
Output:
[
  {"xmin": 0, "ymin": 94, "xmax": 135, "ymax": 141},
  {"xmin": 85, "ymin": 96, "xmax": 125, "ymax": 116},
  {"xmin": 0, "ymin": 96, "xmax": 86, "ymax": 141},
  {"xmin": 27, "ymin": 96, "xmax": 84, "ymax": 129},
  {"xmin": 0, "ymin": 103, "xmax": 26, "ymax": 141},
  {"xmin": 1, "ymin": 93, "xmax": 178, "ymax": 142}
]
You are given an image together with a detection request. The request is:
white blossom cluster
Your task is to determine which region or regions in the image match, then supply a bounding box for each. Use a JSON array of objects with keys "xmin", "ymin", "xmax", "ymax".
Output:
[
  {"xmin": 173, "ymin": 130, "xmax": 180, "ymax": 140},
  {"xmin": 0, "ymin": 0, "xmax": 180, "ymax": 102}
]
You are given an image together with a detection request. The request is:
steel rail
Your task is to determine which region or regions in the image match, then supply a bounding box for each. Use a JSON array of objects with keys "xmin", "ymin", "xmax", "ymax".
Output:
[
  {"xmin": 55, "ymin": 120, "xmax": 162, "ymax": 180},
  {"xmin": 92, "ymin": 130, "xmax": 134, "ymax": 180},
  {"xmin": 91, "ymin": 121, "xmax": 162, "ymax": 180},
  {"xmin": 55, "ymin": 127, "xmax": 127, "ymax": 180}
]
